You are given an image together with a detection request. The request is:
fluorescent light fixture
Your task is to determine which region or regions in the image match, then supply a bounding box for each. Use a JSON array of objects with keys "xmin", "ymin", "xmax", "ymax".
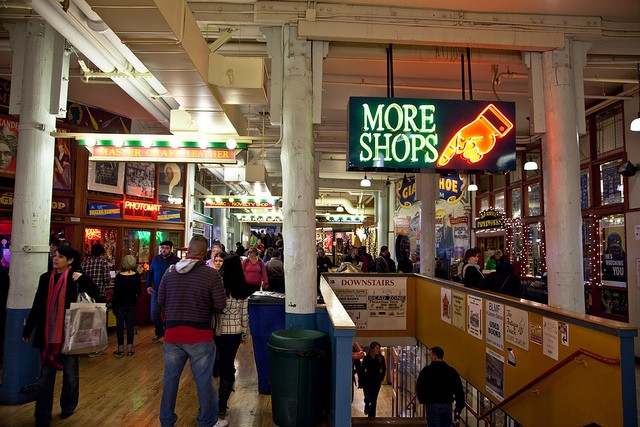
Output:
[
  {"xmin": 360, "ymin": 174, "xmax": 371, "ymax": 187},
  {"xmin": 524, "ymin": 160, "xmax": 539, "ymax": 171},
  {"xmin": 226, "ymin": 138, "xmax": 237, "ymax": 150}
]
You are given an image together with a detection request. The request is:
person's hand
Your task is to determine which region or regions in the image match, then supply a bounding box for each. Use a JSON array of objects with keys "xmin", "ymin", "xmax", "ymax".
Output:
[
  {"xmin": 437, "ymin": 104, "xmax": 513, "ymax": 166},
  {"xmin": 147, "ymin": 286, "xmax": 153, "ymax": 295},
  {"xmin": 72, "ymin": 272, "xmax": 82, "ymax": 281}
]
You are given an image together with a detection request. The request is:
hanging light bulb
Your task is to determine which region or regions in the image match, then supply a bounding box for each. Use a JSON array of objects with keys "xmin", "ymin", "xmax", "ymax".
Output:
[
  {"xmin": 113, "ymin": 136, "xmax": 124, "ymax": 147},
  {"xmin": 336, "ymin": 205, "xmax": 345, "ymax": 212},
  {"xmin": 360, "ymin": 174, "xmax": 371, "ymax": 187},
  {"xmin": 226, "ymin": 138, "xmax": 237, "ymax": 150},
  {"xmin": 84, "ymin": 136, "xmax": 96, "ymax": 147},
  {"xmin": 198, "ymin": 138, "xmax": 209, "ymax": 150},
  {"xmin": 141, "ymin": 137, "xmax": 152, "ymax": 148},
  {"xmin": 524, "ymin": 159, "xmax": 538, "ymax": 170}
]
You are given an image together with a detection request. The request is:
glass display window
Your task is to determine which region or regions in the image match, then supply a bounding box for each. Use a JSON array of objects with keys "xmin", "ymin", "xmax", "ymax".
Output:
[
  {"xmin": 599, "ymin": 160, "xmax": 624, "ymax": 205},
  {"xmin": 524, "ymin": 222, "xmax": 543, "ymax": 278},
  {"xmin": 580, "ymin": 170, "xmax": 590, "ymax": 209},
  {"xmin": 83, "ymin": 227, "xmax": 118, "ymax": 271},
  {"xmin": 124, "ymin": 229, "xmax": 152, "ymax": 274},
  {"xmin": 595, "ymin": 105, "xmax": 623, "ymax": 156},
  {"xmin": 155, "ymin": 230, "xmax": 183, "ymax": 254},
  {"xmin": 493, "ymin": 191, "xmax": 505, "ymax": 212},
  {"xmin": 508, "ymin": 156, "xmax": 521, "ymax": 184},
  {"xmin": 526, "ymin": 184, "xmax": 540, "ymax": 216},
  {"xmin": 525, "ymin": 151, "xmax": 541, "ymax": 180},
  {"xmin": 582, "ymin": 217, "xmax": 593, "ymax": 283},
  {"xmin": 510, "ymin": 188, "xmax": 521, "ymax": 219},
  {"xmin": 479, "ymin": 196, "xmax": 489, "ymax": 212}
]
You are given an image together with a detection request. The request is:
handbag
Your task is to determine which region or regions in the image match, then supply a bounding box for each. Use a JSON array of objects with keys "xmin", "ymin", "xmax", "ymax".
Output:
[{"xmin": 62, "ymin": 290, "xmax": 108, "ymax": 355}]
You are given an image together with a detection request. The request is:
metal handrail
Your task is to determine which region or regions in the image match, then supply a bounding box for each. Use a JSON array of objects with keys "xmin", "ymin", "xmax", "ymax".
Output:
[{"xmin": 478, "ymin": 348, "xmax": 620, "ymax": 422}]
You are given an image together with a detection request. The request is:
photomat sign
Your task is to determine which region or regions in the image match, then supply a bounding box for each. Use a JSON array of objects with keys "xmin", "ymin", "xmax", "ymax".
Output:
[{"xmin": 348, "ymin": 97, "xmax": 516, "ymax": 172}]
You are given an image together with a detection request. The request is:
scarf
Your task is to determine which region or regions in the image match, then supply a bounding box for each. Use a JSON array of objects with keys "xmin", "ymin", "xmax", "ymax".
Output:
[{"xmin": 42, "ymin": 267, "xmax": 70, "ymax": 368}]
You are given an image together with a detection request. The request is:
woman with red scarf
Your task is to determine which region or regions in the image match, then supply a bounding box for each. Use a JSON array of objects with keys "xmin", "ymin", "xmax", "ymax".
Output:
[{"xmin": 22, "ymin": 245, "xmax": 99, "ymax": 426}]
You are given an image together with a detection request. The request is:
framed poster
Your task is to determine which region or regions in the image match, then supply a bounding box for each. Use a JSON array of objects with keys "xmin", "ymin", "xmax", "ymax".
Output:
[
  {"xmin": 0, "ymin": 114, "xmax": 19, "ymax": 177},
  {"xmin": 53, "ymin": 137, "xmax": 73, "ymax": 191},
  {"xmin": 158, "ymin": 162, "xmax": 185, "ymax": 204},
  {"xmin": 87, "ymin": 161, "xmax": 125, "ymax": 195},
  {"xmin": 126, "ymin": 162, "xmax": 156, "ymax": 199}
]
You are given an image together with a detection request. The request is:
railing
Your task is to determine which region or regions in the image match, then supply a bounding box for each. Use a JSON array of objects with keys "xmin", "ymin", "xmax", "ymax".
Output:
[{"xmin": 478, "ymin": 348, "xmax": 620, "ymax": 423}]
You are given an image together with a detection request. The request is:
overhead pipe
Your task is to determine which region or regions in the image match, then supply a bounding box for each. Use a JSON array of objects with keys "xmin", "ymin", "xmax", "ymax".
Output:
[
  {"xmin": 24, "ymin": 0, "xmax": 172, "ymax": 124},
  {"xmin": 315, "ymin": 196, "xmax": 374, "ymax": 216}
]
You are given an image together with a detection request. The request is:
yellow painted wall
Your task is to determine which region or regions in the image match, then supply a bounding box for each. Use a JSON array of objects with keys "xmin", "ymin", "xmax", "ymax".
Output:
[{"xmin": 414, "ymin": 276, "xmax": 636, "ymax": 426}]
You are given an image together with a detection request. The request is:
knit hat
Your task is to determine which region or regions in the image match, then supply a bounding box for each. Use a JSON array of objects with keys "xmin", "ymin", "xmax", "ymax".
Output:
[{"xmin": 122, "ymin": 255, "xmax": 137, "ymax": 271}]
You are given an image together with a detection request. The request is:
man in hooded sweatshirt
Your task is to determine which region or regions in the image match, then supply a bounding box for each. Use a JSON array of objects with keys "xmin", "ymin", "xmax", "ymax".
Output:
[{"xmin": 157, "ymin": 236, "xmax": 228, "ymax": 427}]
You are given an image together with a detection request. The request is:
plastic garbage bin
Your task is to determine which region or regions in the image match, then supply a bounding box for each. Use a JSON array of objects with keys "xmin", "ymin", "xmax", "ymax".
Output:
[
  {"xmin": 268, "ymin": 329, "xmax": 329, "ymax": 427},
  {"xmin": 248, "ymin": 291, "xmax": 286, "ymax": 394}
]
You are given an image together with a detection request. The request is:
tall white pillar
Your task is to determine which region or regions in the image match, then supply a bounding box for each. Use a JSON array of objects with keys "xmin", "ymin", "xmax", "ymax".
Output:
[
  {"xmin": 541, "ymin": 38, "xmax": 586, "ymax": 313},
  {"xmin": 416, "ymin": 173, "xmax": 438, "ymax": 275},
  {"xmin": 376, "ymin": 189, "xmax": 388, "ymax": 251},
  {"xmin": 2, "ymin": 20, "xmax": 65, "ymax": 404},
  {"xmin": 280, "ymin": 25, "xmax": 316, "ymax": 328}
]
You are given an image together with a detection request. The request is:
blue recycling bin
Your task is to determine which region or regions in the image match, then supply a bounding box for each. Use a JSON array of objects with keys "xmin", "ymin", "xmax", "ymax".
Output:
[{"xmin": 248, "ymin": 291, "xmax": 286, "ymax": 394}]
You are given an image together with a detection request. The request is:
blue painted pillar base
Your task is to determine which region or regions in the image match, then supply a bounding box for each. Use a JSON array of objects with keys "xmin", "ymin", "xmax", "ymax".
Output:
[
  {"xmin": 285, "ymin": 312, "xmax": 316, "ymax": 330},
  {"xmin": 0, "ymin": 308, "xmax": 40, "ymax": 404}
]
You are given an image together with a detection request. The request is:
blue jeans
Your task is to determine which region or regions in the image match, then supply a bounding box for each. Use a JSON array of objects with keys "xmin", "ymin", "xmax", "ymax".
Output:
[
  {"xmin": 35, "ymin": 354, "xmax": 79, "ymax": 424},
  {"xmin": 114, "ymin": 307, "xmax": 136, "ymax": 346},
  {"xmin": 160, "ymin": 340, "xmax": 219, "ymax": 427},
  {"xmin": 426, "ymin": 402, "xmax": 453, "ymax": 427},
  {"xmin": 151, "ymin": 291, "xmax": 164, "ymax": 337}
]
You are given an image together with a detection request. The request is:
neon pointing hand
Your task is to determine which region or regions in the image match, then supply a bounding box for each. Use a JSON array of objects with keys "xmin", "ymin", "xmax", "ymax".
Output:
[{"xmin": 437, "ymin": 104, "xmax": 513, "ymax": 167}]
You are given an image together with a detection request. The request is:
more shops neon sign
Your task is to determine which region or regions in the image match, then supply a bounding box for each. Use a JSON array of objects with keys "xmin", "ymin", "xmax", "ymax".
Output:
[{"xmin": 348, "ymin": 97, "xmax": 516, "ymax": 172}]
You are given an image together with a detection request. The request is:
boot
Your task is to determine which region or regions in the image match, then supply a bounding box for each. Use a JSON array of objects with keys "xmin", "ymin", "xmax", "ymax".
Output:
[{"xmin": 218, "ymin": 380, "xmax": 234, "ymax": 416}]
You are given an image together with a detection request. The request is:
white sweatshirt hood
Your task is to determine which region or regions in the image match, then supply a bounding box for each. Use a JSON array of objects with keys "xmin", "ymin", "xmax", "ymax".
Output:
[{"xmin": 174, "ymin": 258, "xmax": 199, "ymax": 274}]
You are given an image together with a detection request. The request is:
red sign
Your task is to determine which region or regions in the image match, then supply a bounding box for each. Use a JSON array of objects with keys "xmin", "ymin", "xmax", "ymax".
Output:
[
  {"xmin": 124, "ymin": 200, "xmax": 161, "ymax": 212},
  {"xmin": 89, "ymin": 146, "xmax": 236, "ymax": 164}
]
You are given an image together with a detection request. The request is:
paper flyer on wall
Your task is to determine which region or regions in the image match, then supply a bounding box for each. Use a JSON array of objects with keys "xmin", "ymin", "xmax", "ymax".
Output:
[
  {"xmin": 486, "ymin": 347, "xmax": 504, "ymax": 401},
  {"xmin": 505, "ymin": 306, "xmax": 529, "ymax": 351},
  {"xmin": 543, "ymin": 317, "xmax": 559, "ymax": 360},
  {"xmin": 467, "ymin": 295, "xmax": 483, "ymax": 340},
  {"xmin": 441, "ymin": 287, "xmax": 452, "ymax": 324},
  {"xmin": 451, "ymin": 291, "xmax": 466, "ymax": 331},
  {"xmin": 485, "ymin": 300, "xmax": 504, "ymax": 351}
]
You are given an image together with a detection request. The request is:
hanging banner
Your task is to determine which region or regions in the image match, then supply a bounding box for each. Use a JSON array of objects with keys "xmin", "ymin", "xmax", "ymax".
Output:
[{"xmin": 348, "ymin": 97, "xmax": 516, "ymax": 172}]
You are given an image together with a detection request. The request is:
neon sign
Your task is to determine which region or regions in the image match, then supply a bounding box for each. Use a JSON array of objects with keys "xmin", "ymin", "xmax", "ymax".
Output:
[
  {"xmin": 85, "ymin": 228, "xmax": 102, "ymax": 240},
  {"xmin": 124, "ymin": 201, "xmax": 161, "ymax": 212},
  {"xmin": 348, "ymin": 97, "xmax": 516, "ymax": 172}
]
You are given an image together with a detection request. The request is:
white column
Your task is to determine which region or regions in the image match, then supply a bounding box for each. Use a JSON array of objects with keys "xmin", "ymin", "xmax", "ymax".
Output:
[
  {"xmin": 183, "ymin": 164, "xmax": 196, "ymax": 245},
  {"xmin": 280, "ymin": 25, "xmax": 316, "ymax": 327},
  {"xmin": 376, "ymin": 189, "xmax": 388, "ymax": 251},
  {"xmin": 2, "ymin": 19, "xmax": 64, "ymax": 404},
  {"xmin": 387, "ymin": 180, "xmax": 396, "ymax": 260},
  {"xmin": 541, "ymin": 38, "xmax": 585, "ymax": 313},
  {"xmin": 416, "ymin": 173, "xmax": 438, "ymax": 275}
]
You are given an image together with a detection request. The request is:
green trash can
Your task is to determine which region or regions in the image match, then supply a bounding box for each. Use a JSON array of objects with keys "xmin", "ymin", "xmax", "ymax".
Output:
[{"xmin": 268, "ymin": 329, "xmax": 329, "ymax": 427}]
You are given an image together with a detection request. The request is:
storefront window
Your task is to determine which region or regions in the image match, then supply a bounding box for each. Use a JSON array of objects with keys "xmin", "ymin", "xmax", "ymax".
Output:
[
  {"xmin": 511, "ymin": 188, "xmax": 521, "ymax": 218},
  {"xmin": 493, "ymin": 192, "xmax": 505, "ymax": 211},
  {"xmin": 599, "ymin": 161, "xmax": 624, "ymax": 205},
  {"xmin": 478, "ymin": 175, "xmax": 490, "ymax": 193},
  {"xmin": 525, "ymin": 151, "xmax": 541, "ymax": 180},
  {"xmin": 525, "ymin": 222, "xmax": 543, "ymax": 278},
  {"xmin": 582, "ymin": 218, "xmax": 592, "ymax": 282},
  {"xmin": 580, "ymin": 170, "xmax": 590, "ymax": 209},
  {"xmin": 83, "ymin": 227, "xmax": 117, "ymax": 270},
  {"xmin": 527, "ymin": 184, "xmax": 540, "ymax": 216},
  {"xmin": 156, "ymin": 231, "xmax": 182, "ymax": 251},
  {"xmin": 124, "ymin": 229, "xmax": 152, "ymax": 273},
  {"xmin": 600, "ymin": 214, "xmax": 626, "ymax": 287},
  {"xmin": 595, "ymin": 106, "xmax": 623, "ymax": 156},
  {"xmin": 579, "ymin": 124, "xmax": 590, "ymax": 163},
  {"xmin": 492, "ymin": 174, "xmax": 505, "ymax": 189},
  {"xmin": 479, "ymin": 197, "xmax": 489, "ymax": 212},
  {"xmin": 509, "ymin": 156, "xmax": 522, "ymax": 183}
]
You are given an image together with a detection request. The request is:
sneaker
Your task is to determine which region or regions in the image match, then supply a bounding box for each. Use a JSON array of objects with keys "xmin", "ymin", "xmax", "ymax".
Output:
[
  {"xmin": 127, "ymin": 351, "xmax": 135, "ymax": 357},
  {"xmin": 151, "ymin": 335, "xmax": 162, "ymax": 343},
  {"xmin": 113, "ymin": 351, "xmax": 124, "ymax": 357},
  {"xmin": 88, "ymin": 351, "xmax": 104, "ymax": 358},
  {"xmin": 212, "ymin": 420, "xmax": 228, "ymax": 427}
]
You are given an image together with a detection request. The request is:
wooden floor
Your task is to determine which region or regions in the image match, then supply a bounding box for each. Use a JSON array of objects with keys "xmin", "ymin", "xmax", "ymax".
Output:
[{"xmin": 0, "ymin": 325, "xmax": 392, "ymax": 426}]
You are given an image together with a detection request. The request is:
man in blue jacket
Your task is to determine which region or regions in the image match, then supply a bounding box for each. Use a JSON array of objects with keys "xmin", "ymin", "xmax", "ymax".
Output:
[{"xmin": 146, "ymin": 240, "xmax": 180, "ymax": 343}]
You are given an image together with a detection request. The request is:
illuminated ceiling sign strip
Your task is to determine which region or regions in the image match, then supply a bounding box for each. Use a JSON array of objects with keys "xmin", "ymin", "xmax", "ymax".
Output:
[
  {"xmin": 202, "ymin": 195, "xmax": 281, "ymax": 209},
  {"xmin": 87, "ymin": 146, "xmax": 236, "ymax": 164},
  {"xmin": 348, "ymin": 97, "xmax": 516, "ymax": 172},
  {"xmin": 236, "ymin": 214, "xmax": 283, "ymax": 223}
]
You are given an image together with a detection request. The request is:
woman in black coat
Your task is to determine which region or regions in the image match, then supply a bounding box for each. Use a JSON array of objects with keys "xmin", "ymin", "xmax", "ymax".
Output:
[
  {"xmin": 22, "ymin": 245, "xmax": 99, "ymax": 425},
  {"xmin": 359, "ymin": 341, "xmax": 386, "ymax": 417}
]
